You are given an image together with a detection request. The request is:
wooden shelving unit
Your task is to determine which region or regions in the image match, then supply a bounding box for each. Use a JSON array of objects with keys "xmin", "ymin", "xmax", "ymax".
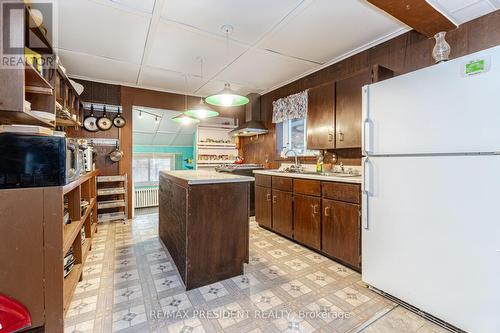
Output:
[
  {"xmin": 195, "ymin": 125, "xmax": 238, "ymax": 169},
  {"xmin": 0, "ymin": 170, "xmax": 99, "ymax": 332},
  {"xmin": 0, "ymin": 4, "xmax": 82, "ymax": 129},
  {"xmin": 97, "ymin": 174, "xmax": 128, "ymax": 223}
]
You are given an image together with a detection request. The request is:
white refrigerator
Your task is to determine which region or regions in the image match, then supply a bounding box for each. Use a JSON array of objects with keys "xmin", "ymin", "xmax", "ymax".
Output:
[{"xmin": 362, "ymin": 45, "xmax": 500, "ymax": 333}]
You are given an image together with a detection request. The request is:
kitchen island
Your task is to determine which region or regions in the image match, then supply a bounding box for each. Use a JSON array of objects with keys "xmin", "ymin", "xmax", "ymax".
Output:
[{"xmin": 159, "ymin": 170, "xmax": 253, "ymax": 290}]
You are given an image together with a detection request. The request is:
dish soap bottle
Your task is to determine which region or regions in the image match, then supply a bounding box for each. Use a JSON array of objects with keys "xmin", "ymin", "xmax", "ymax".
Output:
[{"xmin": 316, "ymin": 154, "xmax": 323, "ymax": 173}]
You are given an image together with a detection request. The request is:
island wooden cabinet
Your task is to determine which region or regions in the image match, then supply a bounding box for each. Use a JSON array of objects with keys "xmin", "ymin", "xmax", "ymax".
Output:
[
  {"xmin": 294, "ymin": 194, "xmax": 321, "ymax": 250},
  {"xmin": 322, "ymin": 199, "xmax": 361, "ymax": 268},
  {"xmin": 307, "ymin": 82, "xmax": 335, "ymax": 149},
  {"xmin": 272, "ymin": 189, "xmax": 293, "ymax": 238},
  {"xmin": 255, "ymin": 185, "xmax": 272, "ymax": 229},
  {"xmin": 255, "ymin": 174, "xmax": 362, "ymax": 271}
]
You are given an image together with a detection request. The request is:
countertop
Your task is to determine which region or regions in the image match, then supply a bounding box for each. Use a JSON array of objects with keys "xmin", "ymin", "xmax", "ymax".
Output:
[
  {"xmin": 161, "ymin": 170, "xmax": 254, "ymax": 185},
  {"xmin": 253, "ymin": 170, "xmax": 362, "ymax": 184}
]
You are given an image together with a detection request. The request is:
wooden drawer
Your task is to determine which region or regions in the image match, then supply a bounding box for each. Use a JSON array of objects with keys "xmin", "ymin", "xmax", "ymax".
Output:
[
  {"xmin": 322, "ymin": 182, "xmax": 361, "ymax": 204},
  {"xmin": 293, "ymin": 179, "xmax": 321, "ymax": 196},
  {"xmin": 255, "ymin": 174, "xmax": 271, "ymax": 187},
  {"xmin": 272, "ymin": 176, "xmax": 293, "ymax": 192}
]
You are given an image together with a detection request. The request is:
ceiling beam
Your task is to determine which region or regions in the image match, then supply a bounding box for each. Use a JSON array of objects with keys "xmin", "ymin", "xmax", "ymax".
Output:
[{"xmin": 366, "ymin": 0, "xmax": 457, "ymax": 37}]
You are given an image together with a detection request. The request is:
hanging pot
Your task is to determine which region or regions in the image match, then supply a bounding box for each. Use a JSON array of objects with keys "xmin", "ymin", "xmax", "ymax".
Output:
[
  {"xmin": 109, "ymin": 142, "xmax": 124, "ymax": 163},
  {"xmin": 83, "ymin": 105, "xmax": 99, "ymax": 132},
  {"xmin": 97, "ymin": 105, "xmax": 112, "ymax": 131},
  {"xmin": 113, "ymin": 107, "xmax": 126, "ymax": 128}
]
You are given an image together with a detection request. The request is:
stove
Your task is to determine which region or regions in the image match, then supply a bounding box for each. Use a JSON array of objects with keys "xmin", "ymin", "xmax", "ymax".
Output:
[{"xmin": 215, "ymin": 164, "xmax": 263, "ymax": 216}]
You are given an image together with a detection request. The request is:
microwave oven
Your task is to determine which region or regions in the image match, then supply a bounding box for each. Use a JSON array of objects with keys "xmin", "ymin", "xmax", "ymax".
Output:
[{"xmin": 0, "ymin": 133, "xmax": 81, "ymax": 189}]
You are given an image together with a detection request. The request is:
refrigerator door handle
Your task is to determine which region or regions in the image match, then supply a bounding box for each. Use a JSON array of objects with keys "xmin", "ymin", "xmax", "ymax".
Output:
[
  {"xmin": 363, "ymin": 120, "xmax": 373, "ymax": 155},
  {"xmin": 362, "ymin": 158, "xmax": 372, "ymax": 229},
  {"xmin": 362, "ymin": 192, "xmax": 369, "ymax": 229}
]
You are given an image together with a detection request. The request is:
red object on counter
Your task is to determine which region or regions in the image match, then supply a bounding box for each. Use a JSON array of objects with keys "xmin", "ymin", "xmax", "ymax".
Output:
[
  {"xmin": 0, "ymin": 295, "xmax": 31, "ymax": 333},
  {"xmin": 234, "ymin": 156, "xmax": 244, "ymax": 164}
]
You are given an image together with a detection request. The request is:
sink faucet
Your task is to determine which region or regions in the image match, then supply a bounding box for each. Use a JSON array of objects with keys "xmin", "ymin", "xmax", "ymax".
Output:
[
  {"xmin": 283, "ymin": 148, "xmax": 302, "ymax": 172},
  {"xmin": 338, "ymin": 162, "xmax": 345, "ymax": 173}
]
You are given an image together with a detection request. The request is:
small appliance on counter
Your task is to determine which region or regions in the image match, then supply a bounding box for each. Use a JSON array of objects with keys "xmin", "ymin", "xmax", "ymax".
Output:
[
  {"xmin": 78, "ymin": 139, "xmax": 95, "ymax": 172},
  {"xmin": 0, "ymin": 133, "xmax": 81, "ymax": 189},
  {"xmin": 215, "ymin": 163, "xmax": 263, "ymax": 216}
]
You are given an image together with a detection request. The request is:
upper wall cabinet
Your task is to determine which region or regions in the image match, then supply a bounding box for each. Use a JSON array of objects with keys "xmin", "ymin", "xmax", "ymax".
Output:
[
  {"xmin": 335, "ymin": 65, "xmax": 394, "ymax": 149},
  {"xmin": 307, "ymin": 82, "xmax": 335, "ymax": 150}
]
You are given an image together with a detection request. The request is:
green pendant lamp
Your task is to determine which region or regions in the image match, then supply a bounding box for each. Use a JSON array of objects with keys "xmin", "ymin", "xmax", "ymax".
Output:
[
  {"xmin": 185, "ymin": 58, "xmax": 219, "ymax": 118},
  {"xmin": 172, "ymin": 113, "xmax": 200, "ymax": 125},
  {"xmin": 206, "ymin": 83, "xmax": 249, "ymax": 107},
  {"xmin": 206, "ymin": 24, "xmax": 249, "ymax": 107},
  {"xmin": 172, "ymin": 76, "xmax": 201, "ymax": 125},
  {"xmin": 185, "ymin": 98, "xmax": 219, "ymax": 119}
]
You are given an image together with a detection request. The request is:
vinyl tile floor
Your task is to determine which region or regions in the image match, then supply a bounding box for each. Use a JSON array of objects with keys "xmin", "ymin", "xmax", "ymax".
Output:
[{"xmin": 64, "ymin": 208, "xmax": 449, "ymax": 333}]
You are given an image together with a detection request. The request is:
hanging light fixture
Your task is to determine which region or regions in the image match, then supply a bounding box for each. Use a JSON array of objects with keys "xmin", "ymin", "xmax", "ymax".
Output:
[
  {"xmin": 206, "ymin": 24, "xmax": 249, "ymax": 107},
  {"xmin": 172, "ymin": 75, "xmax": 201, "ymax": 125},
  {"xmin": 185, "ymin": 57, "xmax": 219, "ymax": 119}
]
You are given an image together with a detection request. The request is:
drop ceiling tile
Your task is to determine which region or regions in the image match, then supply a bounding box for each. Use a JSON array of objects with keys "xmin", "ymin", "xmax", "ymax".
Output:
[
  {"xmin": 133, "ymin": 132, "xmax": 154, "ymax": 145},
  {"xmin": 161, "ymin": 0, "xmax": 303, "ymax": 44},
  {"xmin": 259, "ymin": 0, "xmax": 403, "ymax": 64},
  {"xmin": 157, "ymin": 119, "xmax": 185, "ymax": 133},
  {"xmin": 140, "ymin": 67, "xmax": 204, "ymax": 94},
  {"xmin": 58, "ymin": 0, "xmax": 150, "ymax": 64},
  {"xmin": 146, "ymin": 21, "xmax": 247, "ymax": 78},
  {"xmin": 218, "ymin": 49, "xmax": 316, "ymax": 91},
  {"xmin": 452, "ymin": 1, "xmax": 497, "ymax": 23},
  {"xmin": 98, "ymin": 0, "xmax": 156, "ymax": 14},
  {"xmin": 58, "ymin": 49, "xmax": 140, "ymax": 84},
  {"xmin": 428, "ymin": 0, "xmax": 478, "ymax": 12}
]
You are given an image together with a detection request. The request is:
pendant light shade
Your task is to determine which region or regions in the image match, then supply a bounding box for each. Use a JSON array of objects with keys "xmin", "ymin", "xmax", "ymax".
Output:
[
  {"xmin": 185, "ymin": 98, "xmax": 219, "ymax": 119},
  {"xmin": 205, "ymin": 83, "xmax": 249, "ymax": 107},
  {"xmin": 171, "ymin": 114, "xmax": 200, "ymax": 125}
]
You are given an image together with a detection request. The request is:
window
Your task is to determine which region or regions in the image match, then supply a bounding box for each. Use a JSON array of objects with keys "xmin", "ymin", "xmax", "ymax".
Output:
[
  {"xmin": 276, "ymin": 118, "xmax": 319, "ymax": 157},
  {"xmin": 133, "ymin": 153, "xmax": 175, "ymax": 186}
]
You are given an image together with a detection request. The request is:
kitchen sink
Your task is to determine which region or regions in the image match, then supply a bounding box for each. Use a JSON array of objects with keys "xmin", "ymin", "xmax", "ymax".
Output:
[{"xmin": 275, "ymin": 169, "xmax": 360, "ymax": 177}]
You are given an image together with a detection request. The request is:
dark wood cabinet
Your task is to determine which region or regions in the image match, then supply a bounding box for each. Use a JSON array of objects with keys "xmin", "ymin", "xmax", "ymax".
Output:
[
  {"xmin": 322, "ymin": 199, "xmax": 361, "ymax": 269},
  {"xmin": 294, "ymin": 194, "xmax": 321, "ymax": 250},
  {"xmin": 255, "ymin": 185, "xmax": 272, "ymax": 228},
  {"xmin": 272, "ymin": 189, "xmax": 293, "ymax": 238},
  {"xmin": 307, "ymin": 82, "xmax": 335, "ymax": 149},
  {"xmin": 335, "ymin": 65, "xmax": 394, "ymax": 149}
]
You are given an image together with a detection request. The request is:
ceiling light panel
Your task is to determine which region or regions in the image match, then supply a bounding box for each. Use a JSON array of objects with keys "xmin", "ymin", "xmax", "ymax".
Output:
[
  {"xmin": 146, "ymin": 21, "xmax": 247, "ymax": 78},
  {"xmin": 259, "ymin": 0, "xmax": 403, "ymax": 64},
  {"xmin": 140, "ymin": 67, "xmax": 204, "ymax": 94},
  {"xmin": 160, "ymin": 0, "xmax": 303, "ymax": 44},
  {"xmin": 58, "ymin": 0, "xmax": 150, "ymax": 64},
  {"xmin": 58, "ymin": 49, "xmax": 140, "ymax": 84},
  {"xmin": 218, "ymin": 48, "xmax": 316, "ymax": 90}
]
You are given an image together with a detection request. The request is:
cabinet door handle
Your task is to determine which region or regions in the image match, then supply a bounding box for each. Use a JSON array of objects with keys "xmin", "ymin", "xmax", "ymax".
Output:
[
  {"xmin": 272, "ymin": 196, "xmax": 277, "ymax": 204},
  {"xmin": 266, "ymin": 193, "xmax": 271, "ymax": 201},
  {"xmin": 312, "ymin": 204, "xmax": 319, "ymax": 214},
  {"xmin": 328, "ymin": 133, "xmax": 334, "ymax": 142},
  {"xmin": 339, "ymin": 132, "xmax": 345, "ymax": 142},
  {"xmin": 324, "ymin": 206, "xmax": 330, "ymax": 217}
]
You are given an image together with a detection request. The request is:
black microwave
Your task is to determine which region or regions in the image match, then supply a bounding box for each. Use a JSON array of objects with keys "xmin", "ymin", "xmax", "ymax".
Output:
[{"xmin": 0, "ymin": 133, "xmax": 79, "ymax": 189}]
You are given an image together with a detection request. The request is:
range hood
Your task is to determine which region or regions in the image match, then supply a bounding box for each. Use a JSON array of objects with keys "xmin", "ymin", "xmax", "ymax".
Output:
[{"xmin": 230, "ymin": 93, "xmax": 269, "ymax": 137}]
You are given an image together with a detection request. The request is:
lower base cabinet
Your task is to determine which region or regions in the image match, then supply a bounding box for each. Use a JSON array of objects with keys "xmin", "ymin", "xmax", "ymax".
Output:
[
  {"xmin": 272, "ymin": 189, "xmax": 293, "ymax": 238},
  {"xmin": 322, "ymin": 199, "xmax": 361, "ymax": 269},
  {"xmin": 255, "ymin": 186, "xmax": 272, "ymax": 228},
  {"xmin": 293, "ymin": 194, "xmax": 321, "ymax": 250}
]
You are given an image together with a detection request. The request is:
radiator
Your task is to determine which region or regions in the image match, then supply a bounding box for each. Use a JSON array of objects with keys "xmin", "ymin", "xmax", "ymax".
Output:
[{"xmin": 134, "ymin": 187, "xmax": 159, "ymax": 208}]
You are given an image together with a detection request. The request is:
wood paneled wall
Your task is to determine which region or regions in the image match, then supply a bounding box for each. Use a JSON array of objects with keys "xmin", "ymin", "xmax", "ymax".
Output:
[
  {"xmin": 120, "ymin": 86, "xmax": 245, "ymax": 217},
  {"xmin": 241, "ymin": 10, "xmax": 500, "ymax": 167}
]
